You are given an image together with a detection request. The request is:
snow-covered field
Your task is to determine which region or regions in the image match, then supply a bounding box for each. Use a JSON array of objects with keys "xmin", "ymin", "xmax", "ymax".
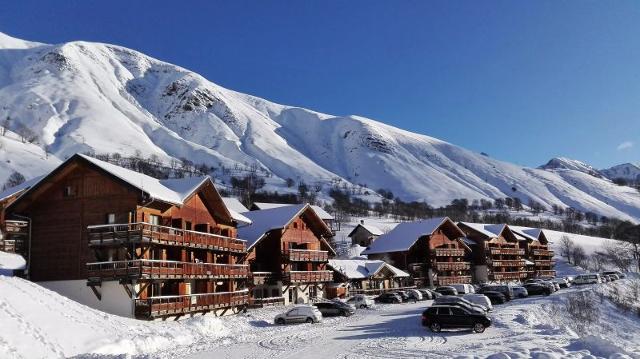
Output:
[{"xmin": 2, "ymin": 265, "xmax": 640, "ymax": 358}]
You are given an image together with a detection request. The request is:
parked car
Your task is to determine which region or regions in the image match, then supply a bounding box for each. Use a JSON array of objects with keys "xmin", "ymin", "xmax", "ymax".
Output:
[
  {"xmin": 428, "ymin": 289, "xmax": 443, "ymax": 298},
  {"xmin": 603, "ymin": 270, "xmax": 625, "ymax": 279},
  {"xmin": 417, "ymin": 288, "xmax": 433, "ymax": 300},
  {"xmin": 314, "ymin": 301, "xmax": 355, "ymax": 317},
  {"xmin": 394, "ymin": 290, "xmax": 416, "ymax": 303},
  {"xmin": 346, "ymin": 294, "xmax": 374, "ymax": 309},
  {"xmin": 450, "ymin": 284, "xmax": 475, "ymax": 295},
  {"xmin": 552, "ymin": 278, "xmax": 570, "ymax": 288},
  {"xmin": 510, "ymin": 286, "xmax": 528, "ymax": 298},
  {"xmin": 573, "ymin": 273, "xmax": 602, "ymax": 284},
  {"xmin": 434, "ymin": 295, "xmax": 487, "ymax": 313},
  {"xmin": 274, "ymin": 305, "xmax": 323, "ymax": 324},
  {"xmin": 523, "ymin": 283, "xmax": 552, "ymax": 296},
  {"xmin": 422, "ymin": 305, "xmax": 492, "ymax": 333},
  {"xmin": 407, "ymin": 289, "xmax": 424, "ymax": 301},
  {"xmin": 374, "ymin": 293, "xmax": 402, "ymax": 304},
  {"xmin": 463, "ymin": 294, "xmax": 493, "ymax": 311},
  {"xmin": 479, "ymin": 285, "xmax": 513, "ymax": 301},
  {"xmin": 526, "ymin": 279, "xmax": 556, "ymax": 292},
  {"xmin": 480, "ymin": 291, "xmax": 507, "ymax": 305},
  {"xmin": 435, "ymin": 286, "xmax": 458, "ymax": 296}
]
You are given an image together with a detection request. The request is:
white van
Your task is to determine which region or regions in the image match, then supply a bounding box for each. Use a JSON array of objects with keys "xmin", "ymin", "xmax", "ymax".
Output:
[
  {"xmin": 450, "ymin": 284, "xmax": 475, "ymax": 295},
  {"xmin": 573, "ymin": 273, "xmax": 601, "ymax": 285}
]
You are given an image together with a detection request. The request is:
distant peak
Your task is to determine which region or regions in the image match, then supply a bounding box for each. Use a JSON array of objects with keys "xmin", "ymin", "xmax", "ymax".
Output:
[
  {"xmin": 539, "ymin": 157, "xmax": 603, "ymax": 177},
  {"xmin": 0, "ymin": 31, "xmax": 46, "ymax": 50}
]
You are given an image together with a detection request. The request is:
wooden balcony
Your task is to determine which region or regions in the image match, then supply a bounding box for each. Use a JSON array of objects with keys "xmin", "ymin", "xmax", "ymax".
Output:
[
  {"xmin": 283, "ymin": 249, "xmax": 329, "ymax": 262},
  {"xmin": 437, "ymin": 275, "xmax": 472, "ymax": 285},
  {"xmin": 488, "ymin": 259, "xmax": 526, "ymax": 267},
  {"xmin": 535, "ymin": 270, "xmax": 557, "ymax": 278},
  {"xmin": 249, "ymin": 297, "xmax": 285, "ymax": 307},
  {"xmin": 350, "ymin": 286, "xmax": 417, "ymax": 295},
  {"xmin": 134, "ymin": 290, "xmax": 248, "ymax": 319},
  {"xmin": 282, "ymin": 270, "xmax": 333, "ymax": 284},
  {"xmin": 433, "ymin": 248, "xmax": 466, "ymax": 257},
  {"xmin": 534, "ymin": 260, "xmax": 556, "ymax": 267},
  {"xmin": 250, "ymin": 271, "xmax": 277, "ymax": 285},
  {"xmin": 489, "ymin": 248, "xmax": 525, "ymax": 256},
  {"xmin": 434, "ymin": 261, "xmax": 471, "ymax": 271},
  {"xmin": 489, "ymin": 271, "xmax": 527, "ymax": 281},
  {"xmin": 87, "ymin": 223, "xmax": 246, "ymax": 253},
  {"xmin": 86, "ymin": 260, "xmax": 248, "ymax": 281},
  {"xmin": 533, "ymin": 249, "xmax": 554, "ymax": 256}
]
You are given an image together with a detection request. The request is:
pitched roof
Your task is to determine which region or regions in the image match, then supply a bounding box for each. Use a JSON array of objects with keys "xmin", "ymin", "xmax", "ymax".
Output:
[
  {"xmin": 237, "ymin": 204, "xmax": 334, "ymax": 251},
  {"xmin": 221, "ymin": 197, "xmax": 252, "ymax": 225},
  {"xmin": 363, "ymin": 217, "xmax": 463, "ymax": 255},
  {"xmin": 509, "ymin": 226, "xmax": 538, "ymax": 242},
  {"xmin": 0, "ymin": 175, "xmax": 43, "ymax": 202},
  {"xmin": 458, "ymin": 222, "xmax": 519, "ymax": 243},
  {"xmin": 348, "ymin": 222, "xmax": 384, "ymax": 237},
  {"xmin": 251, "ymin": 202, "xmax": 334, "ymax": 220},
  {"xmin": 327, "ymin": 259, "xmax": 410, "ymax": 279}
]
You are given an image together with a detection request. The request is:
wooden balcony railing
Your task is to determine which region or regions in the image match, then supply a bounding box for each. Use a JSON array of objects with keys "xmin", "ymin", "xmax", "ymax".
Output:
[
  {"xmin": 489, "ymin": 248, "xmax": 525, "ymax": 256},
  {"xmin": 249, "ymin": 297, "xmax": 285, "ymax": 307},
  {"xmin": 87, "ymin": 223, "xmax": 246, "ymax": 253},
  {"xmin": 490, "ymin": 271, "xmax": 527, "ymax": 280},
  {"xmin": 488, "ymin": 259, "xmax": 526, "ymax": 267},
  {"xmin": 86, "ymin": 260, "xmax": 248, "ymax": 280},
  {"xmin": 282, "ymin": 270, "xmax": 333, "ymax": 284},
  {"xmin": 284, "ymin": 249, "xmax": 329, "ymax": 262},
  {"xmin": 533, "ymin": 249, "xmax": 554, "ymax": 257},
  {"xmin": 433, "ymin": 248, "xmax": 466, "ymax": 257},
  {"xmin": 134, "ymin": 290, "xmax": 248, "ymax": 319},
  {"xmin": 250, "ymin": 271, "xmax": 277, "ymax": 285},
  {"xmin": 350, "ymin": 286, "xmax": 417, "ymax": 295},
  {"xmin": 535, "ymin": 270, "xmax": 557, "ymax": 278},
  {"xmin": 437, "ymin": 275, "xmax": 472, "ymax": 285},
  {"xmin": 433, "ymin": 262, "xmax": 471, "ymax": 271},
  {"xmin": 534, "ymin": 260, "xmax": 556, "ymax": 267}
]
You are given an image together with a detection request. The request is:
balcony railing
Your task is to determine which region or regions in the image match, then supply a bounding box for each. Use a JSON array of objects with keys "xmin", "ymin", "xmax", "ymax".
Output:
[
  {"xmin": 535, "ymin": 270, "xmax": 557, "ymax": 278},
  {"xmin": 533, "ymin": 249, "xmax": 554, "ymax": 257},
  {"xmin": 250, "ymin": 271, "xmax": 277, "ymax": 285},
  {"xmin": 249, "ymin": 297, "xmax": 285, "ymax": 307},
  {"xmin": 490, "ymin": 271, "xmax": 527, "ymax": 280},
  {"xmin": 488, "ymin": 259, "xmax": 526, "ymax": 267},
  {"xmin": 489, "ymin": 248, "xmax": 525, "ymax": 256},
  {"xmin": 534, "ymin": 260, "xmax": 556, "ymax": 267},
  {"xmin": 134, "ymin": 290, "xmax": 248, "ymax": 319},
  {"xmin": 284, "ymin": 249, "xmax": 329, "ymax": 262},
  {"xmin": 282, "ymin": 270, "xmax": 333, "ymax": 284},
  {"xmin": 350, "ymin": 286, "xmax": 417, "ymax": 295},
  {"xmin": 433, "ymin": 262, "xmax": 471, "ymax": 271},
  {"xmin": 437, "ymin": 275, "xmax": 472, "ymax": 285},
  {"xmin": 87, "ymin": 223, "xmax": 246, "ymax": 253},
  {"xmin": 433, "ymin": 248, "xmax": 466, "ymax": 257},
  {"xmin": 86, "ymin": 260, "xmax": 248, "ymax": 281}
]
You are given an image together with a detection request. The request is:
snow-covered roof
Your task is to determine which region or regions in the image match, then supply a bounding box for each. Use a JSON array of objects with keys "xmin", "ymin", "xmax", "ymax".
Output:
[
  {"xmin": 363, "ymin": 217, "xmax": 460, "ymax": 254},
  {"xmin": 339, "ymin": 244, "xmax": 368, "ymax": 259},
  {"xmin": 221, "ymin": 197, "xmax": 252, "ymax": 225},
  {"xmin": 461, "ymin": 237, "xmax": 477, "ymax": 246},
  {"xmin": 509, "ymin": 226, "xmax": 538, "ymax": 242},
  {"xmin": 80, "ymin": 154, "xmax": 209, "ymax": 205},
  {"xmin": 348, "ymin": 222, "xmax": 384, "ymax": 237},
  {"xmin": 328, "ymin": 259, "xmax": 409, "ymax": 279},
  {"xmin": 524, "ymin": 259, "xmax": 535, "ymax": 266},
  {"xmin": 458, "ymin": 222, "xmax": 505, "ymax": 238},
  {"xmin": 251, "ymin": 202, "xmax": 334, "ymax": 220},
  {"xmin": 0, "ymin": 175, "xmax": 43, "ymax": 202}
]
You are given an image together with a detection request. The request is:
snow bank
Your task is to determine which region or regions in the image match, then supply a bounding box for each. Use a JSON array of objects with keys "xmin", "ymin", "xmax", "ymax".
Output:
[
  {"xmin": 0, "ymin": 276, "xmax": 231, "ymax": 358},
  {"xmin": 0, "ymin": 251, "xmax": 26, "ymax": 276}
]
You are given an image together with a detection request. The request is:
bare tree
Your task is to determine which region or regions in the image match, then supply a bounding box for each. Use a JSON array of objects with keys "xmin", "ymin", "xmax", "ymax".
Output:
[
  {"xmin": 559, "ymin": 235, "xmax": 574, "ymax": 263},
  {"xmin": 3, "ymin": 171, "xmax": 25, "ymax": 190}
]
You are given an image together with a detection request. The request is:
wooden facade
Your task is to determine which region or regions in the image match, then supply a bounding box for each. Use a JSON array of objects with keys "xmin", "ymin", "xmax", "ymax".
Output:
[
  {"xmin": 244, "ymin": 205, "xmax": 335, "ymax": 306},
  {"xmin": 4, "ymin": 154, "xmax": 248, "ymax": 319},
  {"xmin": 458, "ymin": 223, "xmax": 527, "ymax": 283},
  {"xmin": 518, "ymin": 230, "xmax": 556, "ymax": 278}
]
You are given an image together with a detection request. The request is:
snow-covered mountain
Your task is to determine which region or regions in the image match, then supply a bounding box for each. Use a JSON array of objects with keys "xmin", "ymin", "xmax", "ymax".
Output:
[
  {"xmin": 539, "ymin": 157, "xmax": 603, "ymax": 178},
  {"xmin": 602, "ymin": 163, "xmax": 640, "ymax": 183},
  {"xmin": 0, "ymin": 32, "xmax": 639, "ymax": 222}
]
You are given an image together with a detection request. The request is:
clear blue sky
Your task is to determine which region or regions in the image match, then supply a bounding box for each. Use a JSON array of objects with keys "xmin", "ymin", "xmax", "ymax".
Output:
[{"xmin": 2, "ymin": 1, "xmax": 639, "ymax": 168}]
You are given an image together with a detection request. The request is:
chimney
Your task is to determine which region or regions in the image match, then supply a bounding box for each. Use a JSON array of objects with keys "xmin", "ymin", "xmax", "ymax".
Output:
[{"xmin": 360, "ymin": 219, "xmax": 364, "ymax": 225}]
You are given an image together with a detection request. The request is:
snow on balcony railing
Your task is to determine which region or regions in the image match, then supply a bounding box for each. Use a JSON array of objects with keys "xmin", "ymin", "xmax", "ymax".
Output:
[
  {"xmin": 489, "ymin": 248, "xmax": 525, "ymax": 256},
  {"xmin": 433, "ymin": 261, "xmax": 471, "ymax": 271},
  {"xmin": 86, "ymin": 259, "xmax": 248, "ymax": 280},
  {"xmin": 432, "ymin": 248, "xmax": 466, "ymax": 257},
  {"xmin": 87, "ymin": 222, "xmax": 246, "ymax": 253}
]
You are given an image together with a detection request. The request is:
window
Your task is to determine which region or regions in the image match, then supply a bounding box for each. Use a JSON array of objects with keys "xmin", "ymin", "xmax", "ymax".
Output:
[
  {"xmin": 63, "ymin": 185, "xmax": 75, "ymax": 197},
  {"xmin": 106, "ymin": 213, "xmax": 116, "ymax": 224},
  {"xmin": 293, "ymin": 222, "xmax": 298, "ymax": 229},
  {"xmin": 185, "ymin": 221, "xmax": 192, "ymax": 230},
  {"xmin": 149, "ymin": 215, "xmax": 160, "ymax": 226},
  {"xmin": 451, "ymin": 308, "xmax": 466, "ymax": 315},
  {"xmin": 437, "ymin": 308, "xmax": 452, "ymax": 315}
]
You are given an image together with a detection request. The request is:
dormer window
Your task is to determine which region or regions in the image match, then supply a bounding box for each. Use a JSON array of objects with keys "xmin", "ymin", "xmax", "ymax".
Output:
[{"xmin": 63, "ymin": 185, "xmax": 75, "ymax": 197}]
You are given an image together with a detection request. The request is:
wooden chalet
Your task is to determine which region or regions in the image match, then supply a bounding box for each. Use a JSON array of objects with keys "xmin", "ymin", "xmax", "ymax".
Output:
[
  {"xmin": 363, "ymin": 217, "xmax": 472, "ymax": 287},
  {"xmin": 0, "ymin": 176, "xmax": 42, "ymax": 258},
  {"xmin": 239, "ymin": 204, "xmax": 335, "ymax": 306},
  {"xmin": 510, "ymin": 226, "xmax": 556, "ymax": 278},
  {"xmin": 4, "ymin": 154, "xmax": 249, "ymax": 319},
  {"xmin": 457, "ymin": 222, "xmax": 527, "ymax": 283},
  {"xmin": 251, "ymin": 202, "xmax": 339, "ymax": 234},
  {"xmin": 348, "ymin": 220, "xmax": 384, "ymax": 247},
  {"xmin": 326, "ymin": 259, "xmax": 410, "ymax": 298}
]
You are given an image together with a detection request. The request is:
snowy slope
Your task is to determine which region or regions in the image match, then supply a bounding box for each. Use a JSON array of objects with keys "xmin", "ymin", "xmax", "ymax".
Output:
[{"xmin": 0, "ymin": 32, "xmax": 639, "ymax": 221}]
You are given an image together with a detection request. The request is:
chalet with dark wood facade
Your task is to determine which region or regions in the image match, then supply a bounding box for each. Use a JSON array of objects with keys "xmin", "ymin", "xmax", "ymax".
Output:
[
  {"xmin": 251, "ymin": 202, "xmax": 339, "ymax": 234},
  {"xmin": 239, "ymin": 204, "xmax": 335, "ymax": 306},
  {"xmin": 457, "ymin": 222, "xmax": 527, "ymax": 283},
  {"xmin": 511, "ymin": 226, "xmax": 556, "ymax": 278},
  {"xmin": 363, "ymin": 217, "xmax": 472, "ymax": 287},
  {"xmin": 4, "ymin": 154, "xmax": 249, "ymax": 319},
  {"xmin": 348, "ymin": 220, "xmax": 384, "ymax": 247},
  {"xmin": 0, "ymin": 176, "xmax": 41, "ymax": 259}
]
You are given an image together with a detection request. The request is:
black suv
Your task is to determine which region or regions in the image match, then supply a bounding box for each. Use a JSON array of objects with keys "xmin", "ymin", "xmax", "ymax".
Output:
[
  {"xmin": 479, "ymin": 285, "xmax": 513, "ymax": 301},
  {"xmin": 313, "ymin": 301, "xmax": 355, "ymax": 317},
  {"xmin": 422, "ymin": 305, "xmax": 491, "ymax": 333},
  {"xmin": 523, "ymin": 283, "xmax": 552, "ymax": 296},
  {"xmin": 374, "ymin": 293, "xmax": 402, "ymax": 304}
]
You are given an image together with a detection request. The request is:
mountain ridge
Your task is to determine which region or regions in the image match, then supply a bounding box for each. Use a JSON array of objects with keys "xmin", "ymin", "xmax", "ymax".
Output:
[{"xmin": 0, "ymin": 32, "xmax": 639, "ymax": 222}]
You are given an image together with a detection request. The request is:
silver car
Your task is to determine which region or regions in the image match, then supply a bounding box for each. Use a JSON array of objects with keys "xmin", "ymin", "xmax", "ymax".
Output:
[{"xmin": 274, "ymin": 305, "xmax": 323, "ymax": 325}]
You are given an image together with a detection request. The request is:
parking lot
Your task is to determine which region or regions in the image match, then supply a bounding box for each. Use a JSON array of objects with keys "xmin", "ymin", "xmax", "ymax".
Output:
[{"xmin": 160, "ymin": 280, "xmax": 640, "ymax": 359}]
